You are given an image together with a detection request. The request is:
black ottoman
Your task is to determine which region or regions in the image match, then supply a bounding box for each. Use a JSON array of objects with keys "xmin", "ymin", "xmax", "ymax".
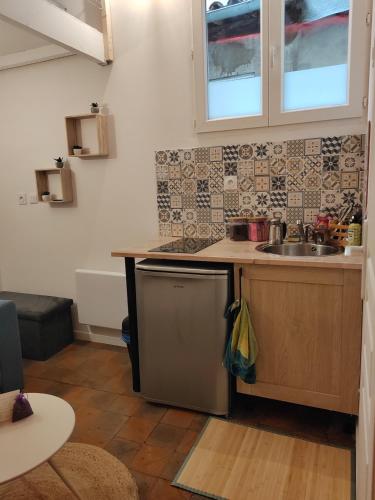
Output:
[{"xmin": 0, "ymin": 292, "xmax": 74, "ymax": 361}]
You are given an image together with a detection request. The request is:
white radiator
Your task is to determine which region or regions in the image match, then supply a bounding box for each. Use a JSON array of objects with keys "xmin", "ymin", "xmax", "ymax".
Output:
[{"xmin": 75, "ymin": 269, "xmax": 127, "ymax": 330}]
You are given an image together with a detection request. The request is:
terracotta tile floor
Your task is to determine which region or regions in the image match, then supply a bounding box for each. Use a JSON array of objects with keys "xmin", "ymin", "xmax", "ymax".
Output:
[{"xmin": 23, "ymin": 341, "xmax": 355, "ymax": 500}]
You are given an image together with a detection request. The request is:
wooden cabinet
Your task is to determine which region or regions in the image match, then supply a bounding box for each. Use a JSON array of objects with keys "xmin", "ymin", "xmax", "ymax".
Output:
[{"xmin": 236, "ymin": 264, "xmax": 362, "ymax": 414}]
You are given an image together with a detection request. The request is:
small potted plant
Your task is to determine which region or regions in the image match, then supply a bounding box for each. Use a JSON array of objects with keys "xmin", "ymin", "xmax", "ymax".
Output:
[
  {"xmin": 72, "ymin": 145, "xmax": 83, "ymax": 156},
  {"xmin": 41, "ymin": 191, "xmax": 51, "ymax": 202},
  {"xmin": 90, "ymin": 102, "xmax": 99, "ymax": 114},
  {"xmin": 54, "ymin": 156, "xmax": 64, "ymax": 168}
]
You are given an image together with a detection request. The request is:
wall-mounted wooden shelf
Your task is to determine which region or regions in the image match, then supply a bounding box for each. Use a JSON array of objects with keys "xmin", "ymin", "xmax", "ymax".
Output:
[
  {"xmin": 35, "ymin": 168, "xmax": 73, "ymax": 204},
  {"xmin": 65, "ymin": 114, "xmax": 108, "ymax": 158}
]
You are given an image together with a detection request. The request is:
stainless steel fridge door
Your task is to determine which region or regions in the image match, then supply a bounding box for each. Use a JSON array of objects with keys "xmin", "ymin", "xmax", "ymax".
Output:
[{"xmin": 135, "ymin": 266, "xmax": 229, "ymax": 415}]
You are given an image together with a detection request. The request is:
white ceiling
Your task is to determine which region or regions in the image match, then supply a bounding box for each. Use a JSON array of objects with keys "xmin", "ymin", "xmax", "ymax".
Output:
[
  {"xmin": 0, "ymin": 19, "xmax": 48, "ymax": 56},
  {"xmin": 0, "ymin": 1, "xmax": 102, "ymax": 58}
]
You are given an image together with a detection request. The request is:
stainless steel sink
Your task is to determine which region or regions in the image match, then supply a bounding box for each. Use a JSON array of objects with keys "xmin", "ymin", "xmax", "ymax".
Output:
[{"xmin": 256, "ymin": 243, "xmax": 342, "ymax": 257}]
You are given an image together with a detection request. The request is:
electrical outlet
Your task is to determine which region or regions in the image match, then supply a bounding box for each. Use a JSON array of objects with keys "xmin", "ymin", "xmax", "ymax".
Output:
[
  {"xmin": 17, "ymin": 193, "xmax": 27, "ymax": 205},
  {"xmin": 29, "ymin": 193, "xmax": 38, "ymax": 204}
]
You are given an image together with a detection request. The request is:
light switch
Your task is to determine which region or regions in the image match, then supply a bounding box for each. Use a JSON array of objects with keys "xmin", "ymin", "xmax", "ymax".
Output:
[
  {"xmin": 17, "ymin": 193, "xmax": 27, "ymax": 205},
  {"xmin": 224, "ymin": 176, "xmax": 237, "ymax": 191},
  {"xmin": 29, "ymin": 193, "xmax": 38, "ymax": 204}
]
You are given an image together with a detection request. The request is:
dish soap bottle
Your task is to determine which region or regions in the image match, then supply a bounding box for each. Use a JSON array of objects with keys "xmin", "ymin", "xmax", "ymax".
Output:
[{"xmin": 347, "ymin": 210, "xmax": 362, "ymax": 246}]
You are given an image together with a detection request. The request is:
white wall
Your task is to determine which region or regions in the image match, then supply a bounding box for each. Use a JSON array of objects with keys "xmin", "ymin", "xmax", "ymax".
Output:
[
  {"xmin": 53, "ymin": 0, "xmax": 103, "ymax": 31},
  {"xmin": 0, "ymin": 0, "xmax": 368, "ymax": 305}
]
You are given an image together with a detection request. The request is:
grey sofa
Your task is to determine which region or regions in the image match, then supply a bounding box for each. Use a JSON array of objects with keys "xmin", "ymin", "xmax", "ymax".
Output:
[{"xmin": 0, "ymin": 300, "xmax": 24, "ymax": 393}]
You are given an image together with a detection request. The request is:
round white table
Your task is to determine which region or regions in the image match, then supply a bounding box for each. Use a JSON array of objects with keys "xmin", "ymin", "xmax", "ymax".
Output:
[{"xmin": 0, "ymin": 393, "xmax": 75, "ymax": 484}]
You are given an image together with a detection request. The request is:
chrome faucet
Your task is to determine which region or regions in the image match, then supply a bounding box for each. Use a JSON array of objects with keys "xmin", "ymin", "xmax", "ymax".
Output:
[
  {"xmin": 312, "ymin": 227, "xmax": 331, "ymax": 245},
  {"xmin": 295, "ymin": 220, "xmax": 313, "ymax": 243},
  {"xmin": 296, "ymin": 220, "xmax": 305, "ymax": 243},
  {"xmin": 304, "ymin": 225, "xmax": 313, "ymax": 243},
  {"xmin": 295, "ymin": 220, "xmax": 331, "ymax": 245}
]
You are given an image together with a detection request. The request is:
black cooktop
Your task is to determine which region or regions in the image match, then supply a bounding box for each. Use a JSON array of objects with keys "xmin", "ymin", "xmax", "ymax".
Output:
[{"xmin": 150, "ymin": 238, "xmax": 220, "ymax": 254}]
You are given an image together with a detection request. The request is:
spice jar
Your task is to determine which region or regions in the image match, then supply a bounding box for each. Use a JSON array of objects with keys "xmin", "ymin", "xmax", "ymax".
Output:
[
  {"xmin": 315, "ymin": 214, "xmax": 330, "ymax": 229},
  {"xmin": 248, "ymin": 217, "xmax": 270, "ymax": 242},
  {"xmin": 228, "ymin": 217, "xmax": 249, "ymax": 241}
]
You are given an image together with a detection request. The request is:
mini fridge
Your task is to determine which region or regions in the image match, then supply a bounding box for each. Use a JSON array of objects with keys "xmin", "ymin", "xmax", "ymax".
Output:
[{"xmin": 135, "ymin": 259, "xmax": 233, "ymax": 415}]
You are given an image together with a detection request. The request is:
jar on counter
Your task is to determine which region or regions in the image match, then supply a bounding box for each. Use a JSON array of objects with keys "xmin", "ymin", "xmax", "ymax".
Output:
[
  {"xmin": 228, "ymin": 217, "xmax": 249, "ymax": 241},
  {"xmin": 315, "ymin": 214, "xmax": 330, "ymax": 229},
  {"xmin": 248, "ymin": 217, "xmax": 270, "ymax": 242}
]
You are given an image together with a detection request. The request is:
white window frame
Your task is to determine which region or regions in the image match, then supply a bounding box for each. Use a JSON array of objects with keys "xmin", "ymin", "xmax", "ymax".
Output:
[
  {"xmin": 269, "ymin": 0, "xmax": 370, "ymax": 125},
  {"xmin": 192, "ymin": 0, "xmax": 371, "ymax": 132},
  {"xmin": 192, "ymin": 0, "xmax": 269, "ymax": 132}
]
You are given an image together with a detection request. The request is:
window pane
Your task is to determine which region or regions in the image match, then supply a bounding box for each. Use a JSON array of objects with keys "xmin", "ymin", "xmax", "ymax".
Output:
[
  {"xmin": 283, "ymin": 0, "xmax": 350, "ymax": 111},
  {"xmin": 205, "ymin": 0, "xmax": 262, "ymax": 120}
]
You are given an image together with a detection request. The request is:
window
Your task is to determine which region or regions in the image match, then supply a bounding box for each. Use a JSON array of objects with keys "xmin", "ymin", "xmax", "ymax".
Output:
[
  {"xmin": 192, "ymin": 0, "xmax": 371, "ymax": 132},
  {"xmin": 205, "ymin": 1, "xmax": 263, "ymax": 119},
  {"xmin": 283, "ymin": 2, "xmax": 350, "ymax": 111}
]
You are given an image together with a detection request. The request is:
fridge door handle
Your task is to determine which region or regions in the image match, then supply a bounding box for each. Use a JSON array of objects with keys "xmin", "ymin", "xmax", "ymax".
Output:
[
  {"xmin": 136, "ymin": 263, "xmax": 228, "ymax": 275},
  {"xmin": 136, "ymin": 270, "xmax": 228, "ymax": 280}
]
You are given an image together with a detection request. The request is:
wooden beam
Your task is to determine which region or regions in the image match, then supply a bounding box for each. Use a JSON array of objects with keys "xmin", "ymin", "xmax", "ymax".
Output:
[
  {"xmin": 101, "ymin": 0, "xmax": 113, "ymax": 63},
  {"xmin": 0, "ymin": 44, "xmax": 74, "ymax": 71},
  {"xmin": 0, "ymin": 0, "xmax": 106, "ymax": 64}
]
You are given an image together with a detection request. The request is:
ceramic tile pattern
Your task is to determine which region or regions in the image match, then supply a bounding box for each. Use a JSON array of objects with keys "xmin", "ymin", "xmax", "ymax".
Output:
[{"xmin": 156, "ymin": 136, "xmax": 366, "ymax": 237}]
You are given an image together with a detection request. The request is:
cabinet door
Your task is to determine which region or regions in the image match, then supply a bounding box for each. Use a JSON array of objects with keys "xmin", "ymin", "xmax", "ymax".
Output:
[{"xmin": 236, "ymin": 265, "xmax": 362, "ymax": 414}]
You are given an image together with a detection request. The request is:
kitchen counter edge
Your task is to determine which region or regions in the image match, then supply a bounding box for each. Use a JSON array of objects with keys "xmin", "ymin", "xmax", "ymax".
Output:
[{"xmin": 111, "ymin": 238, "xmax": 362, "ymax": 270}]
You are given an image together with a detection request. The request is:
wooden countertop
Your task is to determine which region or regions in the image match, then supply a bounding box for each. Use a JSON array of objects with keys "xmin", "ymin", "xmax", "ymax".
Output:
[{"xmin": 112, "ymin": 238, "xmax": 362, "ymax": 270}]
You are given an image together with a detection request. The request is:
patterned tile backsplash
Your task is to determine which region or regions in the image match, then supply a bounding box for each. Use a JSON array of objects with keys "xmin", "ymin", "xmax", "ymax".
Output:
[{"xmin": 155, "ymin": 135, "xmax": 366, "ymax": 239}]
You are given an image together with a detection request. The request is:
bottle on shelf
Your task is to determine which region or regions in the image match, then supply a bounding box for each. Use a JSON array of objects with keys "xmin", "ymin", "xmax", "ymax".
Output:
[{"xmin": 347, "ymin": 209, "xmax": 362, "ymax": 246}]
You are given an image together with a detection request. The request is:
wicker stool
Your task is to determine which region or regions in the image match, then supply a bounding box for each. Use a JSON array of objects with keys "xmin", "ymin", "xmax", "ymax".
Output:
[{"xmin": 0, "ymin": 443, "xmax": 139, "ymax": 499}]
